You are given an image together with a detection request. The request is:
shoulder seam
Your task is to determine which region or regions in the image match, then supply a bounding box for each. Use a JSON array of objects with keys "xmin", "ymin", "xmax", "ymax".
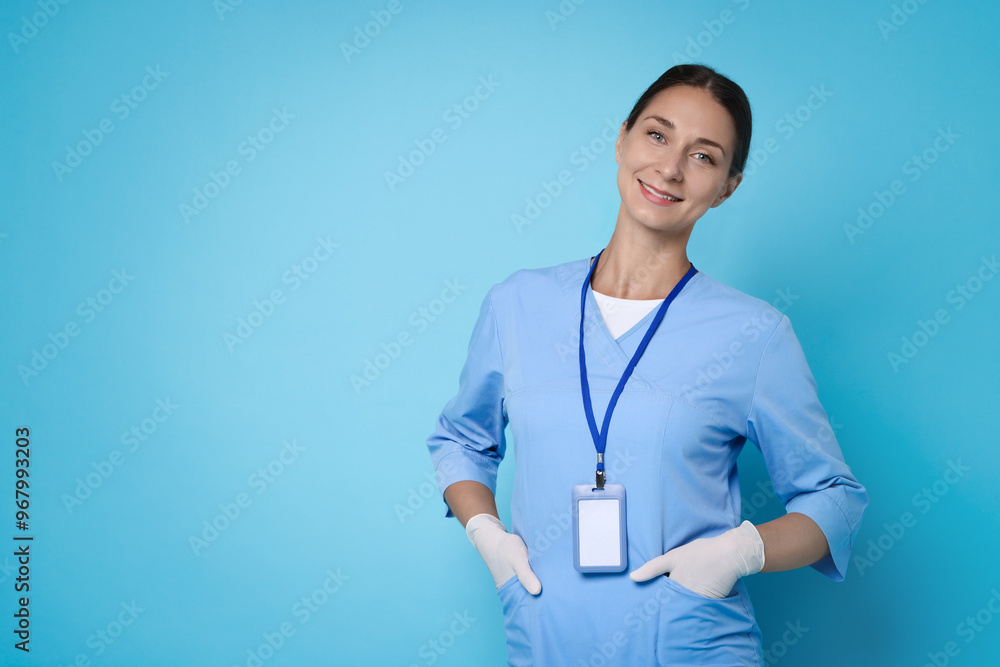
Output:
[
  {"xmin": 486, "ymin": 286, "xmax": 505, "ymax": 371},
  {"xmin": 744, "ymin": 313, "xmax": 788, "ymax": 434}
]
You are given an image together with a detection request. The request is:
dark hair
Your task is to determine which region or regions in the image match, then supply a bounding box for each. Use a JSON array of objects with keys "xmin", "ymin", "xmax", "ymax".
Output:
[{"xmin": 624, "ymin": 64, "xmax": 752, "ymax": 179}]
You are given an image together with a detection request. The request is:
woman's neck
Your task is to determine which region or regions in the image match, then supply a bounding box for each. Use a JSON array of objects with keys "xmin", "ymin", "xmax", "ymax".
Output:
[{"xmin": 590, "ymin": 227, "xmax": 693, "ymax": 300}]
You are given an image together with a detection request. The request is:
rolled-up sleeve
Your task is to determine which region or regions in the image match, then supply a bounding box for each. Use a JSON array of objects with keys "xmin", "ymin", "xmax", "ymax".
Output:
[
  {"xmin": 745, "ymin": 314, "xmax": 869, "ymax": 581},
  {"xmin": 426, "ymin": 286, "xmax": 507, "ymax": 518}
]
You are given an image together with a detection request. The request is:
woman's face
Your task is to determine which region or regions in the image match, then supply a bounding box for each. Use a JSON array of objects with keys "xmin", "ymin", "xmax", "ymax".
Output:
[{"xmin": 615, "ymin": 85, "xmax": 742, "ymax": 238}]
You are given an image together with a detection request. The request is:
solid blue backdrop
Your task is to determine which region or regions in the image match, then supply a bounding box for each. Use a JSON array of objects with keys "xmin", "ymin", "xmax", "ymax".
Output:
[{"xmin": 1, "ymin": 1, "xmax": 997, "ymax": 665}]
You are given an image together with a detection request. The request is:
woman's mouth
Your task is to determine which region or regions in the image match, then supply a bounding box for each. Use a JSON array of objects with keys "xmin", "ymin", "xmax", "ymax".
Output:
[{"xmin": 639, "ymin": 180, "xmax": 683, "ymax": 206}]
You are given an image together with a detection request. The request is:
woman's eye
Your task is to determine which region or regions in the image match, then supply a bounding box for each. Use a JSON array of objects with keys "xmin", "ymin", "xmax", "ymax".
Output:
[
  {"xmin": 646, "ymin": 130, "xmax": 665, "ymax": 142},
  {"xmin": 694, "ymin": 152, "xmax": 715, "ymax": 164}
]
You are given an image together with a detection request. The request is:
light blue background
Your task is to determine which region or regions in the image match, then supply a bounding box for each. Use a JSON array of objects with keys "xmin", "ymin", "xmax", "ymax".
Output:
[{"xmin": 2, "ymin": 1, "xmax": 998, "ymax": 665}]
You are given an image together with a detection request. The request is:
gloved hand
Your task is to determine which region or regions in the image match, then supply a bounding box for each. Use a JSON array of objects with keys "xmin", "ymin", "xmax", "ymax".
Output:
[
  {"xmin": 465, "ymin": 513, "xmax": 542, "ymax": 595},
  {"xmin": 629, "ymin": 520, "xmax": 765, "ymax": 598}
]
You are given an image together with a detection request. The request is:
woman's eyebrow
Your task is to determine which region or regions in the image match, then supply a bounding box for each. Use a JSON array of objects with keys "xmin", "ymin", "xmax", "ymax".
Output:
[{"xmin": 644, "ymin": 115, "xmax": 726, "ymax": 156}]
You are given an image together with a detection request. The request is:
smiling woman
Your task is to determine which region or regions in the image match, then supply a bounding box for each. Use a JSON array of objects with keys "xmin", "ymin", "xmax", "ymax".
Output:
[
  {"xmin": 426, "ymin": 63, "xmax": 868, "ymax": 666},
  {"xmin": 599, "ymin": 67, "xmax": 750, "ymax": 300}
]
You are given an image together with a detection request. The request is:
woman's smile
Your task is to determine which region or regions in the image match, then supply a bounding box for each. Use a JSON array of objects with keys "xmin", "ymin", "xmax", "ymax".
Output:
[{"xmin": 638, "ymin": 179, "xmax": 684, "ymax": 205}]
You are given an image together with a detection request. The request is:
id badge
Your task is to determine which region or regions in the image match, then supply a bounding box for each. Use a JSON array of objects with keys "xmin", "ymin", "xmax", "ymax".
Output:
[{"xmin": 571, "ymin": 484, "xmax": 627, "ymax": 573}]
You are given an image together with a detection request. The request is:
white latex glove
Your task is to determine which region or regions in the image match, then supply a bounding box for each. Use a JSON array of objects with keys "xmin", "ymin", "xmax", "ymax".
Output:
[
  {"xmin": 465, "ymin": 514, "xmax": 542, "ymax": 595},
  {"xmin": 629, "ymin": 520, "xmax": 765, "ymax": 598}
]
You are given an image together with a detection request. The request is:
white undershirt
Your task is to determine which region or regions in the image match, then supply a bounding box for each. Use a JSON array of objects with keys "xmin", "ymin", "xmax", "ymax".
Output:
[{"xmin": 592, "ymin": 290, "xmax": 664, "ymax": 339}]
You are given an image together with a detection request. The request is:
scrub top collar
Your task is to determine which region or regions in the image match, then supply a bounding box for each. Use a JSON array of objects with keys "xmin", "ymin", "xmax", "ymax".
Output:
[{"xmin": 557, "ymin": 255, "xmax": 704, "ymax": 376}]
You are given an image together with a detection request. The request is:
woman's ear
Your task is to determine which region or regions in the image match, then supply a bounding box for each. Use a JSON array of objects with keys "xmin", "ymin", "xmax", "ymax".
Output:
[
  {"xmin": 711, "ymin": 172, "xmax": 743, "ymax": 208},
  {"xmin": 615, "ymin": 122, "xmax": 628, "ymax": 165}
]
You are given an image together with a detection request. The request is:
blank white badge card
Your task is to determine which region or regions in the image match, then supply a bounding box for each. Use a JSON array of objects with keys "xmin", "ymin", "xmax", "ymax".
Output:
[{"xmin": 572, "ymin": 484, "xmax": 627, "ymax": 572}]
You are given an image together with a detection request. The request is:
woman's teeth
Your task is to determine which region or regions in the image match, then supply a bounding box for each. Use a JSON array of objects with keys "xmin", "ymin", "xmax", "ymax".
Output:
[{"xmin": 641, "ymin": 182, "xmax": 681, "ymax": 201}]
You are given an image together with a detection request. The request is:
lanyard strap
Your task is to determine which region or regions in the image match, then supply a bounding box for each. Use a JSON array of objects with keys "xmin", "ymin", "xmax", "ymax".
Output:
[{"xmin": 579, "ymin": 248, "xmax": 697, "ymax": 488}]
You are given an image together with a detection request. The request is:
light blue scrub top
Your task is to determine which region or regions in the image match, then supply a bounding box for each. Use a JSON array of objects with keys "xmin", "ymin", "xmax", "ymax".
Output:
[{"xmin": 426, "ymin": 256, "xmax": 869, "ymax": 666}]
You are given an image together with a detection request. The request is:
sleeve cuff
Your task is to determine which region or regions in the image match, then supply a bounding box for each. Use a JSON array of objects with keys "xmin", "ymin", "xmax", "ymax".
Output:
[
  {"xmin": 434, "ymin": 449, "xmax": 501, "ymax": 519},
  {"xmin": 785, "ymin": 485, "xmax": 866, "ymax": 582}
]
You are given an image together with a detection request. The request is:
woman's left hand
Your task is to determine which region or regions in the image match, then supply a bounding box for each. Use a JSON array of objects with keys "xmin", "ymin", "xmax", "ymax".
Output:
[{"xmin": 629, "ymin": 520, "xmax": 765, "ymax": 598}]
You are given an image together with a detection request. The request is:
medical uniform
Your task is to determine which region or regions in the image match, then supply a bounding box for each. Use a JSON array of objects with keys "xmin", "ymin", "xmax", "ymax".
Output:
[{"xmin": 426, "ymin": 255, "xmax": 868, "ymax": 666}]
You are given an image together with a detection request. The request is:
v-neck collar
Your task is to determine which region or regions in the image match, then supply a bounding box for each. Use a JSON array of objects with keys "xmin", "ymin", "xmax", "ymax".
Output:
[{"xmin": 557, "ymin": 255, "xmax": 703, "ymax": 379}]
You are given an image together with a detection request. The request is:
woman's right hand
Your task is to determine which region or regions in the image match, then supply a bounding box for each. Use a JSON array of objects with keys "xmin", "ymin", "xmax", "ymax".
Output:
[{"xmin": 465, "ymin": 514, "xmax": 542, "ymax": 595}]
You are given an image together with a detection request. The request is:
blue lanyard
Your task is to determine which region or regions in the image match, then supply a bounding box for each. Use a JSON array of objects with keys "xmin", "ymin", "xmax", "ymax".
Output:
[{"xmin": 579, "ymin": 248, "xmax": 698, "ymax": 488}]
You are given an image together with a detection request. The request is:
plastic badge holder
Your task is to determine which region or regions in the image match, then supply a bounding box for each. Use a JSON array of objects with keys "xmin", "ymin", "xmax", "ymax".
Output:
[{"xmin": 572, "ymin": 484, "xmax": 627, "ymax": 573}]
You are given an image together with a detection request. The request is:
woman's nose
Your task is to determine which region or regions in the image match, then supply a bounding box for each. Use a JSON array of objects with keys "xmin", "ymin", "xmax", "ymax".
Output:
[{"xmin": 656, "ymin": 147, "xmax": 685, "ymax": 181}]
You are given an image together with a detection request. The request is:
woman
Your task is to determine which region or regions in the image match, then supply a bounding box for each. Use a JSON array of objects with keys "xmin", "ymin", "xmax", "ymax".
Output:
[{"xmin": 426, "ymin": 64, "xmax": 868, "ymax": 666}]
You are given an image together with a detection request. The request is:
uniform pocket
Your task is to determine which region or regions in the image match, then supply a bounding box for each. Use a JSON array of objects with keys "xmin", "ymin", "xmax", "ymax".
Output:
[
  {"xmin": 662, "ymin": 573, "xmax": 740, "ymax": 601},
  {"xmin": 496, "ymin": 576, "xmax": 532, "ymax": 666},
  {"xmin": 656, "ymin": 575, "xmax": 762, "ymax": 666}
]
